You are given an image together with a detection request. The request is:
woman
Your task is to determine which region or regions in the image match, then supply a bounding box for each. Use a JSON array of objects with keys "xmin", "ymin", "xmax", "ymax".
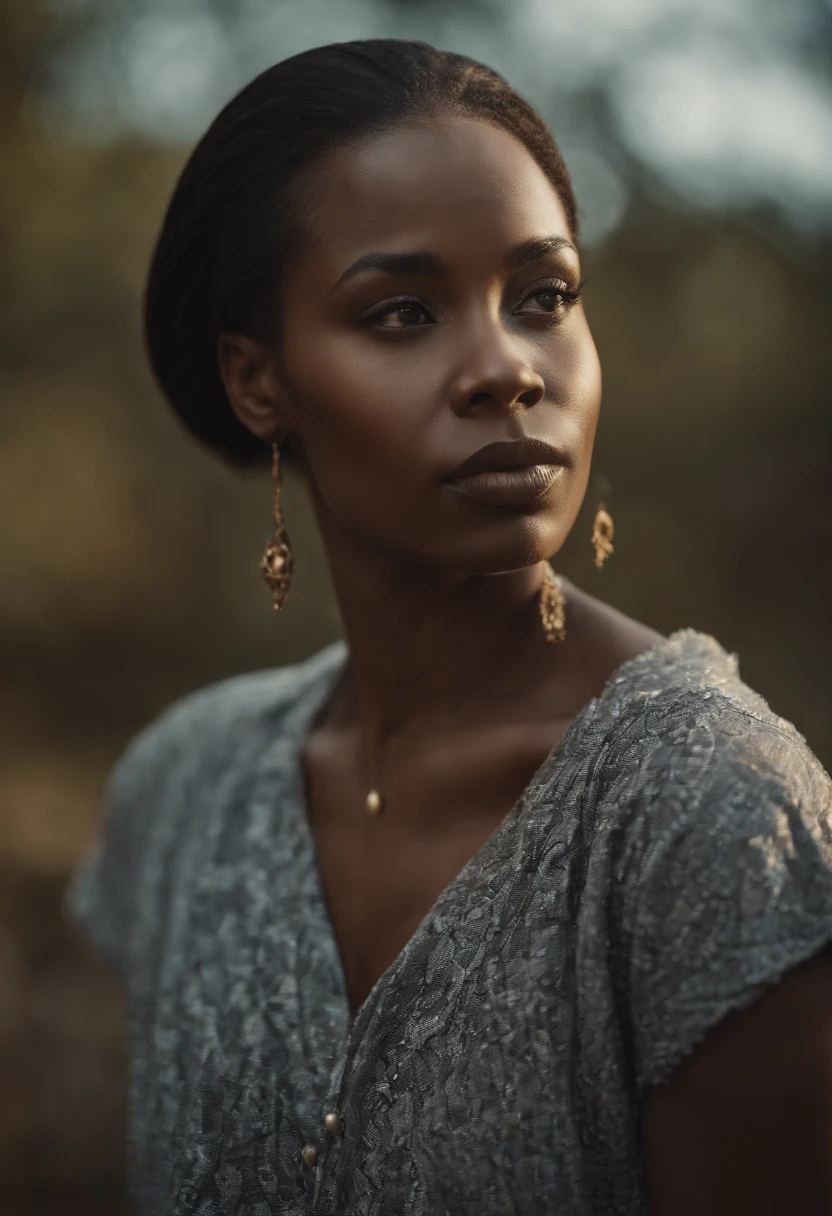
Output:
[{"xmin": 68, "ymin": 39, "xmax": 832, "ymax": 1216}]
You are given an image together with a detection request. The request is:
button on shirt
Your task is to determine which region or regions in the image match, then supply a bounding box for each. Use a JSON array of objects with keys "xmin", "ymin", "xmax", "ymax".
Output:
[{"xmin": 66, "ymin": 631, "xmax": 832, "ymax": 1214}]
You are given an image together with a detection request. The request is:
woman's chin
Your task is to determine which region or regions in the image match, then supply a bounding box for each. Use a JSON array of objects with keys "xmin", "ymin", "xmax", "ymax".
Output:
[{"xmin": 430, "ymin": 519, "xmax": 571, "ymax": 577}]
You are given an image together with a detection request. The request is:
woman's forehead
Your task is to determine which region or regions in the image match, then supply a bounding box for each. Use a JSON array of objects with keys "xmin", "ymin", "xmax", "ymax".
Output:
[{"xmin": 294, "ymin": 115, "xmax": 574, "ymax": 283}]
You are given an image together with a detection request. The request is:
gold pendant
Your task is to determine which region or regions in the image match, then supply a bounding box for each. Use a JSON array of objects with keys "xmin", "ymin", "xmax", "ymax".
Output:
[
  {"xmin": 260, "ymin": 442, "xmax": 294, "ymax": 610},
  {"xmin": 592, "ymin": 508, "xmax": 614, "ymax": 569},
  {"xmin": 260, "ymin": 528, "xmax": 293, "ymax": 610},
  {"xmin": 539, "ymin": 564, "xmax": 567, "ymax": 644}
]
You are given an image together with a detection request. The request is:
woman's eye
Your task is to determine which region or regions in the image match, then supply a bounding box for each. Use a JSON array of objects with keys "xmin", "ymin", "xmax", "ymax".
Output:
[
  {"xmin": 370, "ymin": 302, "xmax": 434, "ymax": 329},
  {"xmin": 533, "ymin": 289, "xmax": 564, "ymax": 311},
  {"xmin": 516, "ymin": 285, "xmax": 570, "ymax": 315}
]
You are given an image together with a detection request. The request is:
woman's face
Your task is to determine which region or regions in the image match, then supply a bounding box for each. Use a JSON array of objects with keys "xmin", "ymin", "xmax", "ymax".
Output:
[{"xmin": 272, "ymin": 113, "xmax": 601, "ymax": 574}]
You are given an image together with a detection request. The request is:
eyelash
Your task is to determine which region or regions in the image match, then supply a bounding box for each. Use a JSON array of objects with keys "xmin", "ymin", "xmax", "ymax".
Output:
[{"xmin": 360, "ymin": 278, "xmax": 586, "ymax": 329}]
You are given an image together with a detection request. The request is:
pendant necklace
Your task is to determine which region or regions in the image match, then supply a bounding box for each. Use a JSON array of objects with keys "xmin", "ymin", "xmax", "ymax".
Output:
[
  {"xmin": 361, "ymin": 733, "xmax": 383, "ymax": 815},
  {"xmin": 362, "ymin": 565, "xmax": 567, "ymax": 816},
  {"xmin": 365, "ymin": 789, "xmax": 382, "ymax": 815}
]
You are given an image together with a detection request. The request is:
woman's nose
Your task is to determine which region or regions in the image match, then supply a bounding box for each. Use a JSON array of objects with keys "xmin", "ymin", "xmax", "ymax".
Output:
[{"xmin": 449, "ymin": 322, "xmax": 545, "ymax": 416}]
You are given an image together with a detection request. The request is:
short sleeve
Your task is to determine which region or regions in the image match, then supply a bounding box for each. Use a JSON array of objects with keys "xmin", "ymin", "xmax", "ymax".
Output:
[
  {"xmin": 620, "ymin": 705, "xmax": 832, "ymax": 1095},
  {"xmin": 64, "ymin": 720, "xmax": 174, "ymax": 976},
  {"xmin": 62, "ymin": 650, "xmax": 339, "ymax": 980}
]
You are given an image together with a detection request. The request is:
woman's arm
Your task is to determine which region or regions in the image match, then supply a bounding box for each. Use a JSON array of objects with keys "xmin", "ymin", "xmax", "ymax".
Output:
[{"xmin": 642, "ymin": 945, "xmax": 832, "ymax": 1215}]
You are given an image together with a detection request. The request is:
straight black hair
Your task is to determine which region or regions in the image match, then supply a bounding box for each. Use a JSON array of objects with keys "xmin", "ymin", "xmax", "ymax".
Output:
[{"xmin": 143, "ymin": 39, "xmax": 579, "ymax": 468}]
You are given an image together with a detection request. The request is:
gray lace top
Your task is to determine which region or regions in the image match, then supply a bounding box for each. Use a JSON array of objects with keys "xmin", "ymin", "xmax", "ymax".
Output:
[{"xmin": 67, "ymin": 628, "xmax": 832, "ymax": 1216}]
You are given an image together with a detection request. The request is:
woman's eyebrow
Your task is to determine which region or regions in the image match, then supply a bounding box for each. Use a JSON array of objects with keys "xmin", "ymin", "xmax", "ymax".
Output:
[
  {"xmin": 504, "ymin": 235, "xmax": 578, "ymax": 272},
  {"xmin": 330, "ymin": 250, "xmax": 444, "ymax": 293},
  {"xmin": 330, "ymin": 234, "xmax": 578, "ymax": 294}
]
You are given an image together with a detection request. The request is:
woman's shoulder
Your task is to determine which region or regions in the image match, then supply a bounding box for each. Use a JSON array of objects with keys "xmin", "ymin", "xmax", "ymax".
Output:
[
  {"xmin": 563, "ymin": 585, "xmax": 809, "ymax": 763},
  {"xmin": 540, "ymin": 586, "xmax": 828, "ymax": 828},
  {"xmin": 582, "ymin": 625, "xmax": 831, "ymax": 861},
  {"xmin": 66, "ymin": 640, "xmax": 348, "ymax": 971},
  {"xmin": 589, "ymin": 628, "xmax": 832, "ymax": 1094},
  {"xmin": 615, "ymin": 626, "xmax": 825, "ymax": 784},
  {"xmin": 114, "ymin": 638, "xmax": 348, "ymax": 792}
]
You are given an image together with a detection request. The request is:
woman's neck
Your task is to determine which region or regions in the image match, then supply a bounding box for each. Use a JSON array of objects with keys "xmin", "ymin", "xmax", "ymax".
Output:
[{"xmin": 309, "ymin": 494, "xmax": 570, "ymax": 759}]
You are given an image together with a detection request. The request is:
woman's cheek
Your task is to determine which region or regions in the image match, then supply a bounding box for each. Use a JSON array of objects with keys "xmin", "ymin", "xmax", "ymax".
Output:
[{"xmin": 573, "ymin": 319, "xmax": 603, "ymax": 413}]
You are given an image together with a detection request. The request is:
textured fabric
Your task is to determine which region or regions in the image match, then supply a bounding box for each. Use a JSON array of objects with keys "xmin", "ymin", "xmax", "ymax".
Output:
[{"xmin": 66, "ymin": 628, "xmax": 832, "ymax": 1215}]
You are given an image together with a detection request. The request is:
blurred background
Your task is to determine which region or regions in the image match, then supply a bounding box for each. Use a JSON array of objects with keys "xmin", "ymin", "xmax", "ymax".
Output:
[{"xmin": 2, "ymin": 0, "xmax": 831, "ymax": 1210}]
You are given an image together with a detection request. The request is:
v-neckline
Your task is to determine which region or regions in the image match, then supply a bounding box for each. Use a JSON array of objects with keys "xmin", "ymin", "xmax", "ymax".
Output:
[{"xmin": 278, "ymin": 627, "xmax": 697, "ymax": 1031}]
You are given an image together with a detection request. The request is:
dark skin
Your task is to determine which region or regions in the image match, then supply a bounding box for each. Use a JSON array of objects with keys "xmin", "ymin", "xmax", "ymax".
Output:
[{"xmin": 217, "ymin": 114, "xmax": 832, "ymax": 1213}]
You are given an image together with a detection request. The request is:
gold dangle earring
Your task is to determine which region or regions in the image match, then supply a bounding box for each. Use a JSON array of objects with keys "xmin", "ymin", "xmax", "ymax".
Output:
[
  {"xmin": 592, "ymin": 506, "xmax": 614, "ymax": 569},
  {"xmin": 539, "ymin": 563, "xmax": 567, "ymax": 645},
  {"xmin": 260, "ymin": 442, "xmax": 294, "ymax": 610}
]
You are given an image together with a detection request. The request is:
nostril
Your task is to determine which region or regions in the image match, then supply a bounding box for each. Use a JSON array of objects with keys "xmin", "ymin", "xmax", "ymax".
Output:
[{"xmin": 519, "ymin": 385, "xmax": 545, "ymax": 407}]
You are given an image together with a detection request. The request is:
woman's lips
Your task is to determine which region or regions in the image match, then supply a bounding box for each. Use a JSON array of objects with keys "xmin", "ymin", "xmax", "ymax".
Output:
[{"xmin": 445, "ymin": 462, "xmax": 564, "ymax": 506}]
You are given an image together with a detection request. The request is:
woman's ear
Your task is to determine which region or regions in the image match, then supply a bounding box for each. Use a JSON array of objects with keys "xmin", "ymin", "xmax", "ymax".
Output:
[{"xmin": 216, "ymin": 332, "xmax": 293, "ymax": 443}]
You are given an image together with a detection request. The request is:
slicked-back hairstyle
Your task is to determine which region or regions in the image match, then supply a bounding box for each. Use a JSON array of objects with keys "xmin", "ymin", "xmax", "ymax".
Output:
[{"xmin": 144, "ymin": 39, "xmax": 579, "ymax": 468}]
